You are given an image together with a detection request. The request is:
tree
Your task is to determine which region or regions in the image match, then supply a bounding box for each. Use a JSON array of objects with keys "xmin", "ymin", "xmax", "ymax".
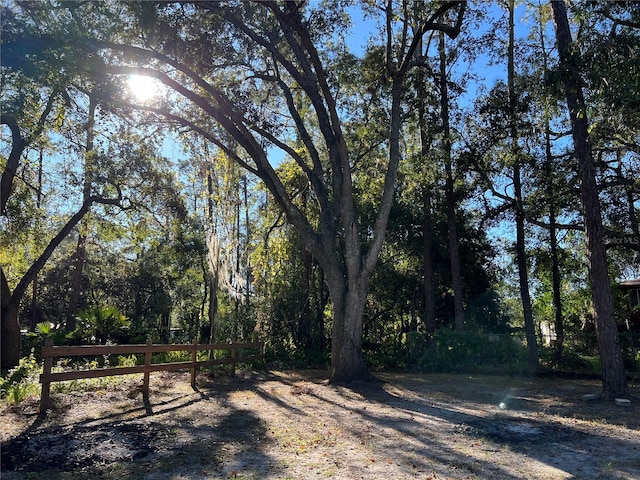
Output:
[
  {"xmin": 506, "ymin": 0, "xmax": 538, "ymax": 368},
  {"xmin": 437, "ymin": 30, "xmax": 465, "ymax": 332},
  {"xmin": 1, "ymin": 15, "xmax": 184, "ymax": 367},
  {"xmin": 66, "ymin": 96, "xmax": 97, "ymax": 332},
  {"xmin": 251, "ymin": 170, "xmax": 329, "ymax": 360},
  {"xmin": 21, "ymin": 0, "xmax": 465, "ymax": 381},
  {"xmin": 550, "ymin": 0, "xmax": 627, "ymax": 398},
  {"xmin": 525, "ymin": 1, "xmax": 578, "ymax": 363}
]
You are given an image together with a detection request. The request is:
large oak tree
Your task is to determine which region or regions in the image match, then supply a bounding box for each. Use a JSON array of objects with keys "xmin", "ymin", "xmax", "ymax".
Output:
[{"xmin": 26, "ymin": 0, "xmax": 463, "ymax": 381}]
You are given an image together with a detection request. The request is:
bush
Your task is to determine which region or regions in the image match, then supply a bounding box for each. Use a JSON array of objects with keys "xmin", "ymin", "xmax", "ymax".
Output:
[
  {"xmin": 264, "ymin": 343, "xmax": 328, "ymax": 369},
  {"xmin": 115, "ymin": 354, "xmax": 141, "ymax": 367},
  {"xmin": 538, "ymin": 347, "xmax": 601, "ymax": 374},
  {"xmin": 364, "ymin": 341, "xmax": 410, "ymax": 371},
  {"xmin": 152, "ymin": 350, "xmax": 191, "ymax": 364},
  {"xmin": 412, "ymin": 329, "xmax": 529, "ymax": 374},
  {"xmin": 0, "ymin": 352, "xmax": 41, "ymax": 405},
  {"xmin": 74, "ymin": 305, "xmax": 130, "ymax": 345}
]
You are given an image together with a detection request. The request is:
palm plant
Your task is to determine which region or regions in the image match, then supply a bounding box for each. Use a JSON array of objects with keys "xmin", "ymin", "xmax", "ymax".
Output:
[{"xmin": 76, "ymin": 305, "xmax": 129, "ymax": 344}]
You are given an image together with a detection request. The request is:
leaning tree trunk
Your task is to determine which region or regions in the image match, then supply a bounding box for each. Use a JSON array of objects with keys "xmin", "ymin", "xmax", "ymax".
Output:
[
  {"xmin": 415, "ymin": 37, "xmax": 437, "ymax": 336},
  {"xmin": 2, "ymin": 194, "xmax": 121, "ymax": 369},
  {"xmin": 551, "ymin": 0, "xmax": 627, "ymax": 399}
]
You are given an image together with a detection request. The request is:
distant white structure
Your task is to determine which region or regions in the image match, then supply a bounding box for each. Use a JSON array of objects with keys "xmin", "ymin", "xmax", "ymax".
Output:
[{"xmin": 539, "ymin": 321, "xmax": 557, "ymax": 347}]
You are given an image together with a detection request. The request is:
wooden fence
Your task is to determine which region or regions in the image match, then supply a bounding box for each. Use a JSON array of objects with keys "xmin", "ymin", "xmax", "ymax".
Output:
[{"xmin": 39, "ymin": 338, "xmax": 264, "ymax": 410}]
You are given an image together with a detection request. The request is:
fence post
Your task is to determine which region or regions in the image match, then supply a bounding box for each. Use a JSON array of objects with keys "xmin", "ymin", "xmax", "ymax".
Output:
[
  {"xmin": 230, "ymin": 345, "xmax": 236, "ymax": 377},
  {"xmin": 39, "ymin": 338, "xmax": 54, "ymax": 413},
  {"xmin": 190, "ymin": 339, "xmax": 198, "ymax": 389},
  {"xmin": 142, "ymin": 338, "xmax": 152, "ymax": 398}
]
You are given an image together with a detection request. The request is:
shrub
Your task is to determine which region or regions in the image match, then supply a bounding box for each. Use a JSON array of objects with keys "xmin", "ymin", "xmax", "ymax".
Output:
[
  {"xmin": 413, "ymin": 329, "xmax": 529, "ymax": 374},
  {"xmin": 74, "ymin": 305, "xmax": 130, "ymax": 345},
  {"xmin": 364, "ymin": 341, "xmax": 410, "ymax": 371},
  {"xmin": 115, "ymin": 354, "xmax": 141, "ymax": 367},
  {"xmin": 0, "ymin": 352, "xmax": 40, "ymax": 405}
]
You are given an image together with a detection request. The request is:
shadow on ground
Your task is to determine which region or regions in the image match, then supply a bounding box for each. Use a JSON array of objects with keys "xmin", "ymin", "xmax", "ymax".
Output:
[{"xmin": 2, "ymin": 371, "xmax": 639, "ymax": 479}]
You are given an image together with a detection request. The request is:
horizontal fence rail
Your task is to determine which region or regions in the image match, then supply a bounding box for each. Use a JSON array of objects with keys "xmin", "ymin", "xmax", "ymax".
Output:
[{"xmin": 39, "ymin": 338, "xmax": 264, "ymax": 410}]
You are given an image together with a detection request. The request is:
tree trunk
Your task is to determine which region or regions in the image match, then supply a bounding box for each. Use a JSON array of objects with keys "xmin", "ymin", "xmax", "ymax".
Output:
[
  {"xmin": 551, "ymin": 0, "xmax": 627, "ymax": 399},
  {"xmin": 546, "ymin": 125, "xmax": 565, "ymax": 362},
  {"xmin": 2, "ymin": 194, "xmax": 120, "ymax": 369},
  {"xmin": 549, "ymin": 205, "xmax": 565, "ymax": 362},
  {"xmin": 439, "ymin": 31, "xmax": 465, "ymax": 331},
  {"xmin": 206, "ymin": 168, "xmax": 219, "ymax": 349},
  {"xmin": 66, "ymin": 97, "xmax": 96, "ymax": 331},
  {"xmin": 415, "ymin": 41, "xmax": 437, "ymax": 336},
  {"xmin": 328, "ymin": 271, "xmax": 369, "ymax": 383},
  {"xmin": 208, "ymin": 268, "xmax": 218, "ymax": 345},
  {"xmin": 1, "ymin": 269, "xmax": 22, "ymax": 370},
  {"xmin": 30, "ymin": 149, "xmax": 45, "ymax": 332},
  {"xmin": 66, "ymin": 234, "xmax": 87, "ymax": 331},
  {"xmin": 515, "ymin": 199, "xmax": 539, "ymax": 368},
  {"xmin": 507, "ymin": 0, "xmax": 538, "ymax": 369},
  {"xmin": 0, "ymin": 117, "xmax": 25, "ymax": 215},
  {"xmin": 422, "ymin": 189, "xmax": 437, "ymax": 335}
]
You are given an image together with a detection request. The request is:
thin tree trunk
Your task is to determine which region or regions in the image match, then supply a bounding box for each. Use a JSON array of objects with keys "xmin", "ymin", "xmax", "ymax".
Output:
[
  {"xmin": 537, "ymin": 3, "xmax": 565, "ymax": 363},
  {"xmin": 438, "ymin": 31, "xmax": 464, "ymax": 331},
  {"xmin": 30, "ymin": 149, "xmax": 45, "ymax": 332},
  {"xmin": 206, "ymin": 169, "xmax": 219, "ymax": 350},
  {"xmin": 549, "ymin": 202, "xmax": 565, "ymax": 361},
  {"xmin": 422, "ymin": 189, "xmax": 436, "ymax": 335},
  {"xmin": 415, "ymin": 40, "xmax": 437, "ymax": 336},
  {"xmin": 551, "ymin": 0, "xmax": 627, "ymax": 399},
  {"xmin": 233, "ymin": 186, "xmax": 241, "ymax": 339},
  {"xmin": 66, "ymin": 97, "xmax": 97, "ymax": 331},
  {"xmin": 515, "ymin": 189, "xmax": 538, "ymax": 368},
  {"xmin": 546, "ymin": 125, "xmax": 565, "ymax": 362},
  {"xmin": 508, "ymin": 0, "xmax": 538, "ymax": 368}
]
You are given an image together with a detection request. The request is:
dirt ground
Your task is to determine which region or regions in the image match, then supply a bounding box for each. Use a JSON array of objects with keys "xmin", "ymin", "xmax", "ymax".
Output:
[{"xmin": 1, "ymin": 370, "xmax": 639, "ymax": 480}]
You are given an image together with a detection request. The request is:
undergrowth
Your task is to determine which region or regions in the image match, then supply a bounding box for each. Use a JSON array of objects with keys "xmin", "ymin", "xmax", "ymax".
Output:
[{"xmin": 0, "ymin": 351, "xmax": 40, "ymax": 405}]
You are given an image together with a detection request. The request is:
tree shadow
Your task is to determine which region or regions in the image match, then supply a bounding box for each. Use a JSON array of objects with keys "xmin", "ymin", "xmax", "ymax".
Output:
[
  {"xmin": 3, "ymin": 371, "xmax": 638, "ymax": 479},
  {"xmin": 1, "ymin": 374, "xmax": 281, "ymax": 479},
  {"xmin": 330, "ymin": 373, "xmax": 640, "ymax": 479}
]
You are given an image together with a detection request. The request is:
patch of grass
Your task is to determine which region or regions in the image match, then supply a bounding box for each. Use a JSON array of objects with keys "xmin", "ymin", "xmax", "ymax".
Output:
[
  {"xmin": 21, "ymin": 471, "xmax": 66, "ymax": 480},
  {"xmin": 51, "ymin": 374, "xmax": 134, "ymax": 394}
]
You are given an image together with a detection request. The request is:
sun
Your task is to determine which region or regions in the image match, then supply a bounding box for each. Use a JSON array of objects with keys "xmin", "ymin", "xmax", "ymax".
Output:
[{"xmin": 127, "ymin": 74, "xmax": 160, "ymax": 102}]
